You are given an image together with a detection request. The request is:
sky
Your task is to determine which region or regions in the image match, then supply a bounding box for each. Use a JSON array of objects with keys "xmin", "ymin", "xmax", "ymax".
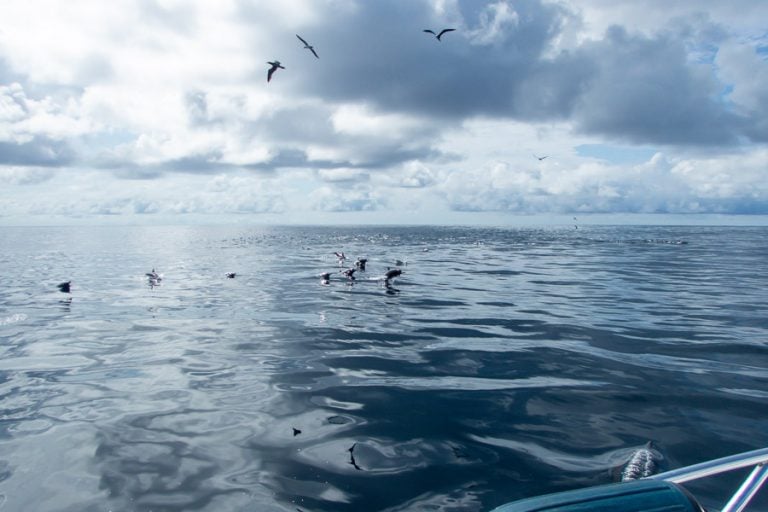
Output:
[{"xmin": 0, "ymin": 0, "xmax": 767, "ymax": 226}]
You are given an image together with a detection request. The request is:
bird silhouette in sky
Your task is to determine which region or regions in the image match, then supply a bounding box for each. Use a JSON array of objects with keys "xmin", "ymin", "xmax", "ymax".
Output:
[
  {"xmin": 424, "ymin": 28, "xmax": 456, "ymax": 41},
  {"xmin": 267, "ymin": 61, "xmax": 285, "ymax": 82},
  {"xmin": 296, "ymin": 34, "xmax": 319, "ymax": 58},
  {"xmin": 534, "ymin": 154, "xmax": 548, "ymax": 161}
]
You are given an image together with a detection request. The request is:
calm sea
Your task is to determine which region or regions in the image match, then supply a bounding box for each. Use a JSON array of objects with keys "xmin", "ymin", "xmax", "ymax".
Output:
[{"xmin": 0, "ymin": 225, "xmax": 766, "ymax": 511}]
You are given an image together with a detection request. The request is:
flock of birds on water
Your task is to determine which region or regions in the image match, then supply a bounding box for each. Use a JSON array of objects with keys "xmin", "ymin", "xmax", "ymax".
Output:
[
  {"xmin": 52, "ymin": 239, "xmax": 672, "ymax": 487},
  {"xmin": 55, "ymin": 250, "xmax": 405, "ymax": 296}
]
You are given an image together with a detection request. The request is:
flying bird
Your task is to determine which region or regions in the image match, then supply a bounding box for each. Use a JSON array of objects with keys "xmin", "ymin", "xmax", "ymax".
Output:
[
  {"xmin": 534, "ymin": 154, "xmax": 548, "ymax": 161},
  {"xmin": 57, "ymin": 281, "xmax": 71, "ymax": 293},
  {"xmin": 267, "ymin": 61, "xmax": 285, "ymax": 82},
  {"xmin": 296, "ymin": 34, "xmax": 319, "ymax": 58},
  {"xmin": 384, "ymin": 268, "xmax": 402, "ymax": 288},
  {"xmin": 424, "ymin": 28, "xmax": 456, "ymax": 41}
]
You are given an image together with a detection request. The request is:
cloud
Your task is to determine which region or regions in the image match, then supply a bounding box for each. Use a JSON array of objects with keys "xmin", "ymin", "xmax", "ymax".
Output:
[
  {"xmin": 434, "ymin": 147, "xmax": 768, "ymax": 215},
  {"xmin": 0, "ymin": 139, "xmax": 76, "ymax": 167},
  {"xmin": 0, "ymin": 0, "xmax": 766, "ymax": 223},
  {"xmin": 309, "ymin": 186, "xmax": 386, "ymax": 212},
  {"xmin": 0, "ymin": 166, "xmax": 55, "ymax": 185},
  {"xmin": 570, "ymin": 26, "xmax": 742, "ymax": 145}
]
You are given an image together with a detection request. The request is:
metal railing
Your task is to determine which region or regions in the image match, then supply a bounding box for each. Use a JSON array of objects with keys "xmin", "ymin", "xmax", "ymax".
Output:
[{"xmin": 650, "ymin": 447, "xmax": 768, "ymax": 512}]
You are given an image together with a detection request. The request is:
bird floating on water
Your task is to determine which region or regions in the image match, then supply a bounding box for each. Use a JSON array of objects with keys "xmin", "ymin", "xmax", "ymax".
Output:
[
  {"xmin": 424, "ymin": 28, "xmax": 456, "ymax": 41},
  {"xmin": 57, "ymin": 281, "xmax": 71, "ymax": 293},
  {"xmin": 342, "ymin": 268, "xmax": 357, "ymax": 281},
  {"xmin": 296, "ymin": 34, "xmax": 319, "ymax": 58},
  {"xmin": 267, "ymin": 61, "xmax": 285, "ymax": 82},
  {"xmin": 226, "ymin": 272, "xmax": 236, "ymax": 279}
]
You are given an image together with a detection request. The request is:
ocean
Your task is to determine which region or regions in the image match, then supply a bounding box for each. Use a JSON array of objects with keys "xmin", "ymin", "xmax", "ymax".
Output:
[{"xmin": 0, "ymin": 224, "xmax": 766, "ymax": 511}]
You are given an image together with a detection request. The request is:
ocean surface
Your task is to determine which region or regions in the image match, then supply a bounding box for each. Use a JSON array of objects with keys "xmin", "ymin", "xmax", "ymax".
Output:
[{"xmin": 0, "ymin": 224, "xmax": 767, "ymax": 512}]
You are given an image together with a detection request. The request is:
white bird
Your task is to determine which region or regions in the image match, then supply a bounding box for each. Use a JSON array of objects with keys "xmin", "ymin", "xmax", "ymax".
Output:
[
  {"xmin": 424, "ymin": 28, "xmax": 456, "ymax": 41},
  {"xmin": 267, "ymin": 61, "xmax": 285, "ymax": 82},
  {"xmin": 296, "ymin": 34, "xmax": 319, "ymax": 58}
]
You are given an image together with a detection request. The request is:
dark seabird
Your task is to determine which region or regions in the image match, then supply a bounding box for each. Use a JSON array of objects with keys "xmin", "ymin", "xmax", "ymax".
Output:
[
  {"xmin": 296, "ymin": 34, "xmax": 319, "ymax": 58},
  {"xmin": 226, "ymin": 272, "xmax": 236, "ymax": 278},
  {"xmin": 355, "ymin": 258, "xmax": 367, "ymax": 271},
  {"xmin": 534, "ymin": 154, "xmax": 548, "ymax": 161},
  {"xmin": 267, "ymin": 61, "xmax": 285, "ymax": 82},
  {"xmin": 424, "ymin": 28, "xmax": 456, "ymax": 41},
  {"xmin": 146, "ymin": 268, "xmax": 161, "ymax": 281},
  {"xmin": 384, "ymin": 268, "xmax": 402, "ymax": 287},
  {"xmin": 292, "ymin": 427, "xmax": 302, "ymax": 436},
  {"xmin": 57, "ymin": 281, "xmax": 71, "ymax": 293},
  {"xmin": 342, "ymin": 268, "xmax": 357, "ymax": 281},
  {"xmin": 320, "ymin": 271, "xmax": 331, "ymax": 284}
]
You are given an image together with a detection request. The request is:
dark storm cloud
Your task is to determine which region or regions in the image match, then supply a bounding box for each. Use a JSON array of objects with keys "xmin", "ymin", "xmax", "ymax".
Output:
[
  {"xmin": 290, "ymin": 0, "xmax": 570, "ymax": 119},
  {"xmin": 571, "ymin": 26, "xmax": 742, "ymax": 145},
  {"xmin": 279, "ymin": 0, "xmax": 760, "ymax": 146}
]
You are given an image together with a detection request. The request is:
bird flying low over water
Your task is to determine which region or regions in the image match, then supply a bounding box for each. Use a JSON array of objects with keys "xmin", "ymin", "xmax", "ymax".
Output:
[
  {"xmin": 534, "ymin": 154, "xmax": 548, "ymax": 161},
  {"xmin": 384, "ymin": 268, "xmax": 402, "ymax": 288},
  {"xmin": 267, "ymin": 61, "xmax": 285, "ymax": 82},
  {"xmin": 57, "ymin": 281, "xmax": 71, "ymax": 293},
  {"xmin": 296, "ymin": 34, "xmax": 319, "ymax": 58},
  {"xmin": 424, "ymin": 28, "xmax": 456, "ymax": 41}
]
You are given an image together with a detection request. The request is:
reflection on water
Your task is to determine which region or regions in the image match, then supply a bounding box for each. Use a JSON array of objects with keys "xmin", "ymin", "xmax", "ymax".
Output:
[{"xmin": 0, "ymin": 225, "xmax": 767, "ymax": 511}]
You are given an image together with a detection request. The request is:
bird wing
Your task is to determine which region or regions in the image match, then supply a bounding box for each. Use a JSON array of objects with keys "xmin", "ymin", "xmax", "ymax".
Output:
[
  {"xmin": 423, "ymin": 29, "xmax": 436, "ymax": 35},
  {"xmin": 296, "ymin": 34, "xmax": 308, "ymax": 45},
  {"xmin": 267, "ymin": 66, "xmax": 276, "ymax": 82},
  {"xmin": 437, "ymin": 28, "xmax": 456, "ymax": 39},
  {"xmin": 310, "ymin": 47, "xmax": 319, "ymax": 58}
]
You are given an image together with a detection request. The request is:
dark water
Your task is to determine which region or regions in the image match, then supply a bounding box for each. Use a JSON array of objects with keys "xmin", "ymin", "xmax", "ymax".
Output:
[{"xmin": 1, "ymin": 224, "xmax": 767, "ymax": 512}]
